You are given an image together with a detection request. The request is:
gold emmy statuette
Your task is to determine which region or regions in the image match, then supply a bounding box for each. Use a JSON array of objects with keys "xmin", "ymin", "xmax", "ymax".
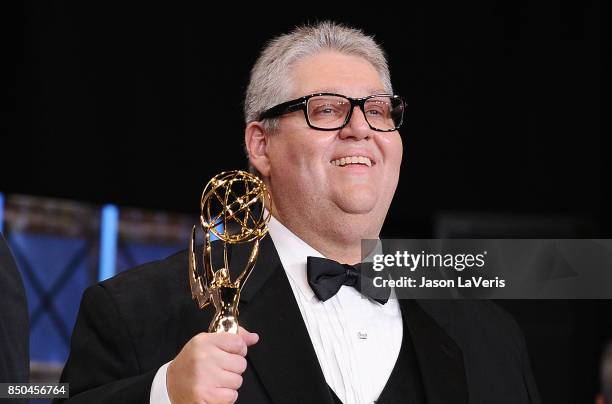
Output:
[{"xmin": 189, "ymin": 170, "xmax": 271, "ymax": 334}]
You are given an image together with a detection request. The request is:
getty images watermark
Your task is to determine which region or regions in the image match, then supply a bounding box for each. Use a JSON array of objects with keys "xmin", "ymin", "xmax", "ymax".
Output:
[
  {"xmin": 371, "ymin": 249, "xmax": 505, "ymax": 289},
  {"xmin": 360, "ymin": 239, "xmax": 612, "ymax": 299}
]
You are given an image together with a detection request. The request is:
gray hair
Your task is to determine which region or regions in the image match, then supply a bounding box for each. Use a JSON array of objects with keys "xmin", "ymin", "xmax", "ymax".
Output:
[{"xmin": 244, "ymin": 20, "xmax": 394, "ymax": 134}]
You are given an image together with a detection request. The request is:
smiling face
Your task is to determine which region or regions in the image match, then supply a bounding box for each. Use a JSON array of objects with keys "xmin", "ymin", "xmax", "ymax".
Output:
[{"xmin": 247, "ymin": 50, "xmax": 403, "ymax": 250}]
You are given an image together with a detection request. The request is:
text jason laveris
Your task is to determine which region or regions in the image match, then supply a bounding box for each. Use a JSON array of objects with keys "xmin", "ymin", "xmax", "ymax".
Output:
[{"xmin": 373, "ymin": 276, "xmax": 506, "ymax": 288}]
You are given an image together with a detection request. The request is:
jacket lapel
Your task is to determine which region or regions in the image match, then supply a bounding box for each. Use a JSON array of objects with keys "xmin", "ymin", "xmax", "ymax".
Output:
[
  {"xmin": 401, "ymin": 299, "xmax": 469, "ymax": 404},
  {"xmin": 233, "ymin": 236, "xmax": 333, "ymax": 404}
]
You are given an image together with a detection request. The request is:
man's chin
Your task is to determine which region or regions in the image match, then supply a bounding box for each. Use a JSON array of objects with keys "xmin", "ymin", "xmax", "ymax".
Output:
[{"xmin": 334, "ymin": 197, "xmax": 378, "ymax": 216}]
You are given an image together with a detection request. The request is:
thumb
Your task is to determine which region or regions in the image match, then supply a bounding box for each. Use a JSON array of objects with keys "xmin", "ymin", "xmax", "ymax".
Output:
[{"xmin": 238, "ymin": 326, "xmax": 260, "ymax": 347}]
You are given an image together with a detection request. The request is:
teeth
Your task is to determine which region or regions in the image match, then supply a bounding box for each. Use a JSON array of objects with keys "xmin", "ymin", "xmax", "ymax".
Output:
[{"xmin": 330, "ymin": 156, "xmax": 372, "ymax": 167}]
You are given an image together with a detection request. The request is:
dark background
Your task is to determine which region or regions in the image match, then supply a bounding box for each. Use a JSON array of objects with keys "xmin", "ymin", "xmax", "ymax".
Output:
[{"xmin": 2, "ymin": 1, "xmax": 608, "ymax": 402}]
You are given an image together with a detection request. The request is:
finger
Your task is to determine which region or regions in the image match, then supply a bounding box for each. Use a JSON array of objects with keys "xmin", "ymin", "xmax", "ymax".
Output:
[
  {"xmin": 208, "ymin": 387, "xmax": 238, "ymax": 404},
  {"xmin": 212, "ymin": 333, "xmax": 248, "ymax": 356},
  {"xmin": 219, "ymin": 353, "xmax": 248, "ymax": 374},
  {"xmin": 215, "ymin": 370, "xmax": 243, "ymax": 390},
  {"xmin": 238, "ymin": 326, "xmax": 259, "ymax": 347}
]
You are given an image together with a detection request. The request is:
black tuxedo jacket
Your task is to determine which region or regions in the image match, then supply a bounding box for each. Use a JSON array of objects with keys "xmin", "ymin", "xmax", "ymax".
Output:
[
  {"xmin": 57, "ymin": 236, "xmax": 540, "ymax": 403},
  {"xmin": 0, "ymin": 234, "xmax": 29, "ymax": 388}
]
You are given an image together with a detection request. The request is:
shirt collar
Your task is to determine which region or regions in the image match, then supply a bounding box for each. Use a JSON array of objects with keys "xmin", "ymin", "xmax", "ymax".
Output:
[
  {"xmin": 267, "ymin": 214, "xmax": 323, "ymax": 302},
  {"xmin": 266, "ymin": 212, "xmax": 385, "ymax": 303}
]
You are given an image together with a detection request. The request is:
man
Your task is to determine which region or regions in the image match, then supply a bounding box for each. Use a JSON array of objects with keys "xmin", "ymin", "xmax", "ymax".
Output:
[
  {"xmin": 0, "ymin": 233, "xmax": 30, "ymax": 401},
  {"xmin": 596, "ymin": 341, "xmax": 612, "ymax": 404},
  {"xmin": 58, "ymin": 22, "xmax": 540, "ymax": 403}
]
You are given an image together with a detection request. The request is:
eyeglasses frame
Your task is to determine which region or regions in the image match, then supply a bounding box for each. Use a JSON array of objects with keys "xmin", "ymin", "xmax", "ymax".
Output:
[{"xmin": 258, "ymin": 92, "xmax": 406, "ymax": 132}]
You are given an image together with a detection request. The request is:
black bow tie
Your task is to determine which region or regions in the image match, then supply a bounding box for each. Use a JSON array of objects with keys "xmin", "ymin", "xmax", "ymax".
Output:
[{"xmin": 306, "ymin": 256, "xmax": 390, "ymax": 304}]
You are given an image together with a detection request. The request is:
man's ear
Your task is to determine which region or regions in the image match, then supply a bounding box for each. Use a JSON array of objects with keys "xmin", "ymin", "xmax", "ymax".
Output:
[{"xmin": 245, "ymin": 121, "xmax": 271, "ymax": 177}]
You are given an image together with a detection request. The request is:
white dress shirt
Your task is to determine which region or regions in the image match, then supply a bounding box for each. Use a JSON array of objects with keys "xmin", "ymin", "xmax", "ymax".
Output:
[{"xmin": 150, "ymin": 215, "xmax": 403, "ymax": 404}]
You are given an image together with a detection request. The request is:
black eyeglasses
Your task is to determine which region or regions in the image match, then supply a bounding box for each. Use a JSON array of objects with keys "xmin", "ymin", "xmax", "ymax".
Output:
[{"xmin": 258, "ymin": 93, "xmax": 406, "ymax": 132}]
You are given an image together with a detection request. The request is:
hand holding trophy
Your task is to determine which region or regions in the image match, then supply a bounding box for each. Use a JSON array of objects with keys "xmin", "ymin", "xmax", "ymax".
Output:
[{"xmin": 189, "ymin": 170, "xmax": 271, "ymax": 334}]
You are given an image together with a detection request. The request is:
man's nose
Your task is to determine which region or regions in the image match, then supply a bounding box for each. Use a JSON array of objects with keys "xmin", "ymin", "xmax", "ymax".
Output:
[{"xmin": 339, "ymin": 106, "xmax": 371, "ymax": 140}]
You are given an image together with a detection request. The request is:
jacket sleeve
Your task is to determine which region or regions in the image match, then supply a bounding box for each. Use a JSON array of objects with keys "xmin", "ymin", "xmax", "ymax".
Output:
[
  {"xmin": 0, "ymin": 235, "xmax": 29, "ymax": 404},
  {"xmin": 54, "ymin": 285, "xmax": 158, "ymax": 404}
]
